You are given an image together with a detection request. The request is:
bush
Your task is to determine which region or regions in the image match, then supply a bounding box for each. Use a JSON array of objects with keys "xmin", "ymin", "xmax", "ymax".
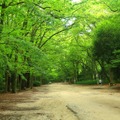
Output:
[
  {"xmin": 75, "ymin": 79, "xmax": 109, "ymax": 85},
  {"xmin": 75, "ymin": 80, "xmax": 97, "ymax": 85},
  {"xmin": 33, "ymin": 80, "xmax": 41, "ymax": 86}
]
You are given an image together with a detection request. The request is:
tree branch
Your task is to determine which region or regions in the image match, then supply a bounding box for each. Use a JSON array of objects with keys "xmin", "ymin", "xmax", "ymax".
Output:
[
  {"xmin": 39, "ymin": 29, "xmax": 66, "ymax": 49},
  {"xmin": 34, "ymin": 3, "xmax": 61, "ymax": 12},
  {"xmin": 37, "ymin": 30, "xmax": 48, "ymax": 47},
  {"xmin": 103, "ymin": 1, "xmax": 119, "ymax": 12},
  {"xmin": 34, "ymin": 3, "xmax": 63, "ymax": 19},
  {"xmin": 39, "ymin": 23, "xmax": 75, "ymax": 49},
  {"xmin": 0, "ymin": 1, "xmax": 25, "ymax": 8},
  {"xmin": 8, "ymin": 1, "xmax": 25, "ymax": 7},
  {"xmin": 34, "ymin": 3, "xmax": 51, "ymax": 10}
]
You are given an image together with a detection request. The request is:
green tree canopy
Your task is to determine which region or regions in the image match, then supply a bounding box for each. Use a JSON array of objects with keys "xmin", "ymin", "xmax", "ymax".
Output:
[{"xmin": 93, "ymin": 16, "xmax": 120, "ymax": 82}]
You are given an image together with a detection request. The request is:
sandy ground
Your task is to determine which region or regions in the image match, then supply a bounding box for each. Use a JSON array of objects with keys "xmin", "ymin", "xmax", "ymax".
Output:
[{"xmin": 0, "ymin": 83, "xmax": 120, "ymax": 120}]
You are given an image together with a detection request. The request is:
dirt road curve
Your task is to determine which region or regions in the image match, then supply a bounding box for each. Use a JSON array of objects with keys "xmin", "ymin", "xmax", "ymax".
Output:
[{"xmin": 0, "ymin": 83, "xmax": 120, "ymax": 120}]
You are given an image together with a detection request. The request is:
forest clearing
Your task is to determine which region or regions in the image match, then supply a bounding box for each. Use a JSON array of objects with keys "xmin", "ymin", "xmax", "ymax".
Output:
[{"xmin": 0, "ymin": 83, "xmax": 120, "ymax": 120}]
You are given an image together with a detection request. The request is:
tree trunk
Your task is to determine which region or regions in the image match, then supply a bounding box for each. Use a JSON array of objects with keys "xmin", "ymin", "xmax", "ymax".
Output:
[
  {"xmin": 7, "ymin": 75, "xmax": 11, "ymax": 92},
  {"xmin": 4, "ymin": 70, "xmax": 8, "ymax": 93},
  {"xmin": 18, "ymin": 75, "xmax": 22, "ymax": 91},
  {"xmin": 11, "ymin": 72, "xmax": 17, "ymax": 93},
  {"xmin": 21, "ymin": 79, "xmax": 26, "ymax": 90},
  {"xmin": 30, "ymin": 74, "xmax": 33, "ymax": 89},
  {"xmin": 0, "ymin": 2, "xmax": 6, "ymax": 38},
  {"xmin": 97, "ymin": 60, "xmax": 109, "ymax": 80},
  {"xmin": 4, "ymin": 68, "xmax": 11, "ymax": 92},
  {"xmin": 73, "ymin": 62, "xmax": 79, "ymax": 83},
  {"xmin": 25, "ymin": 72, "xmax": 31, "ymax": 88},
  {"xmin": 109, "ymin": 69, "xmax": 114, "ymax": 86}
]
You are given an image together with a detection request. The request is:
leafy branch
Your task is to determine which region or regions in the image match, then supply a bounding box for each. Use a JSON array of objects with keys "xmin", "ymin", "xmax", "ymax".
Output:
[
  {"xmin": 39, "ymin": 22, "xmax": 76, "ymax": 49},
  {"xmin": 102, "ymin": 1, "xmax": 119, "ymax": 12},
  {"xmin": 0, "ymin": 1, "xmax": 25, "ymax": 8}
]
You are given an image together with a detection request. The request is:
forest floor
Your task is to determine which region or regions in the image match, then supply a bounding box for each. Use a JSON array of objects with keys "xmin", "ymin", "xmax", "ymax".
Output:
[{"xmin": 0, "ymin": 83, "xmax": 120, "ymax": 120}]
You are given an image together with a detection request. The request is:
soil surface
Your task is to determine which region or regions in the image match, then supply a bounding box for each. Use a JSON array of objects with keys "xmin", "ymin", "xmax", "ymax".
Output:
[{"xmin": 0, "ymin": 83, "xmax": 120, "ymax": 120}]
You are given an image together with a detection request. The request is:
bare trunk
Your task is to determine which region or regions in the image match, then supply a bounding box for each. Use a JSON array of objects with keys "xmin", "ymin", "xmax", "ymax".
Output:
[
  {"xmin": 25, "ymin": 72, "xmax": 31, "ymax": 88},
  {"xmin": 11, "ymin": 72, "xmax": 17, "ymax": 93},
  {"xmin": 5, "ymin": 70, "xmax": 8, "ymax": 93}
]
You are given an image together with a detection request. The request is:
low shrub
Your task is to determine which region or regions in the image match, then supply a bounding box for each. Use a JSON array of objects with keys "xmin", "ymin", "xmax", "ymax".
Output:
[
  {"xmin": 75, "ymin": 79, "xmax": 109, "ymax": 85},
  {"xmin": 33, "ymin": 80, "xmax": 41, "ymax": 86}
]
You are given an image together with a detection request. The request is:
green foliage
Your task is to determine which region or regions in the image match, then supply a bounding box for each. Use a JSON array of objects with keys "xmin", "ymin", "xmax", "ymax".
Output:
[
  {"xmin": 75, "ymin": 80, "xmax": 97, "ymax": 85},
  {"xmin": 93, "ymin": 18, "xmax": 120, "ymax": 64},
  {"xmin": 0, "ymin": 0, "xmax": 120, "ymax": 92},
  {"xmin": 33, "ymin": 80, "xmax": 41, "ymax": 87},
  {"xmin": 75, "ymin": 79, "xmax": 109, "ymax": 85},
  {"xmin": 112, "ymin": 50, "xmax": 120, "ymax": 67},
  {"xmin": 93, "ymin": 16, "xmax": 120, "ymax": 82}
]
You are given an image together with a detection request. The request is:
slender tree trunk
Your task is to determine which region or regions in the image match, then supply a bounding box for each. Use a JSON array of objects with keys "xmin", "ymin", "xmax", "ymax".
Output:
[
  {"xmin": 73, "ymin": 62, "xmax": 79, "ymax": 83},
  {"xmin": 18, "ymin": 75, "xmax": 22, "ymax": 91},
  {"xmin": 7, "ymin": 76, "xmax": 11, "ymax": 92},
  {"xmin": 5, "ymin": 70, "xmax": 8, "ymax": 93},
  {"xmin": 4, "ymin": 66, "xmax": 11, "ymax": 92},
  {"xmin": 25, "ymin": 72, "xmax": 31, "ymax": 88},
  {"xmin": 11, "ymin": 72, "xmax": 17, "ymax": 93},
  {"xmin": 30, "ymin": 74, "xmax": 33, "ymax": 89},
  {"xmin": 21, "ymin": 79, "xmax": 26, "ymax": 90},
  {"xmin": 0, "ymin": 2, "xmax": 5, "ymax": 36},
  {"xmin": 109, "ymin": 69, "xmax": 114, "ymax": 86}
]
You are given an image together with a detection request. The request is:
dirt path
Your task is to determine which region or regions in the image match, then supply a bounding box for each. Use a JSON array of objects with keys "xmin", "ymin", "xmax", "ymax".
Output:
[{"xmin": 0, "ymin": 83, "xmax": 120, "ymax": 120}]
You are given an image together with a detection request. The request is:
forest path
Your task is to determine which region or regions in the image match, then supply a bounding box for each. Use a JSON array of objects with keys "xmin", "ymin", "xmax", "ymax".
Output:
[{"xmin": 0, "ymin": 83, "xmax": 120, "ymax": 120}]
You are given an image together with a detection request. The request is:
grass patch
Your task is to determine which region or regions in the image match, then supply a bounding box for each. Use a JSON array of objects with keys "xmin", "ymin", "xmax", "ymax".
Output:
[
  {"xmin": 75, "ymin": 79, "xmax": 109, "ymax": 85},
  {"xmin": 76, "ymin": 80, "xmax": 97, "ymax": 85}
]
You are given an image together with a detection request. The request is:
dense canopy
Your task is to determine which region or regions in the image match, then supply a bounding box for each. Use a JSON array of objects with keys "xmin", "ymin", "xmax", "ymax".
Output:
[{"xmin": 0, "ymin": 0, "xmax": 120, "ymax": 92}]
